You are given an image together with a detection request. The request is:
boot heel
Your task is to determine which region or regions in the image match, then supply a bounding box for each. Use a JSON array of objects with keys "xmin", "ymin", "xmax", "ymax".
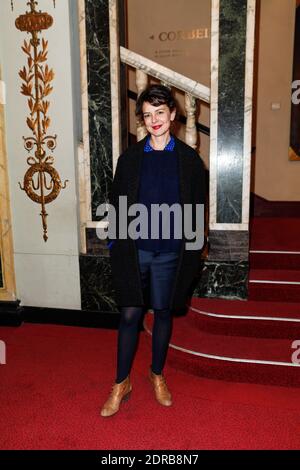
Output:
[{"xmin": 122, "ymin": 391, "xmax": 131, "ymax": 402}]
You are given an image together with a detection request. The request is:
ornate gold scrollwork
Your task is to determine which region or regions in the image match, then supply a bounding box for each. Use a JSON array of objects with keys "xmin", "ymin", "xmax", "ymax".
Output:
[
  {"xmin": 11, "ymin": 0, "xmax": 56, "ymax": 11},
  {"xmin": 14, "ymin": 0, "xmax": 68, "ymax": 242}
]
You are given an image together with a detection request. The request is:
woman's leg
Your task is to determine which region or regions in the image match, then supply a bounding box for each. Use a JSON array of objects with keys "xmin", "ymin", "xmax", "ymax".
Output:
[
  {"xmin": 115, "ymin": 306, "xmax": 144, "ymax": 383},
  {"xmin": 150, "ymin": 252, "xmax": 179, "ymax": 374},
  {"xmin": 151, "ymin": 308, "xmax": 172, "ymax": 375}
]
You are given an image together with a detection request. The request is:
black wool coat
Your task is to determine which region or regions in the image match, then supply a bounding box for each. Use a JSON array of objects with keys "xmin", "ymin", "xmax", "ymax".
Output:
[{"xmin": 108, "ymin": 135, "xmax": 206, "ymax": 313}]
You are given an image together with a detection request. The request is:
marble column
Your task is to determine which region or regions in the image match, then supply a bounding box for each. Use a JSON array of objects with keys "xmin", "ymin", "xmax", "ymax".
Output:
[
  {"xmin": 79, "ymin": 0, "xmax": 119, "ymax": 312},
  {"xmin": 195, "ymin": 0, "xmax": 256, "ymax": 300},
  {"xmin": 85, "ymin": 0, "xmax": 113, "ymax": 221}
]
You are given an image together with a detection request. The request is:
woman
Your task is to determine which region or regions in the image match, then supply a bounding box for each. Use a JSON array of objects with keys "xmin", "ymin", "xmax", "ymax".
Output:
[{"xmin": 101, "ymin": 84, "xmax": 206, "ymax": 417}]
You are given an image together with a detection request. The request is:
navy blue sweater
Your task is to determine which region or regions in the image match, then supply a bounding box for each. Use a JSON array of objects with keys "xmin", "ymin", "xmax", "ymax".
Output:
[
  {"xmin": 135, "ymin": 145, "xmax": 182, "ymax": 252},
  {"xmin": 108, "ymin": 135, "xmax": 183, "ymax": 252}
]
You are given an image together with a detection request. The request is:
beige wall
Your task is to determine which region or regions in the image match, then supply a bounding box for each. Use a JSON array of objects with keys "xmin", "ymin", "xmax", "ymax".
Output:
[
  {"xmin": 0, "ymin": 0, "xmax": 81, "ymax": 308},
  {"xmin": 127, "ymin": 0, "xmax": 211, "ymax": 167},
  {"xmin": 254, "ymin": 0, "xmax": 299, "ymax": 201}
]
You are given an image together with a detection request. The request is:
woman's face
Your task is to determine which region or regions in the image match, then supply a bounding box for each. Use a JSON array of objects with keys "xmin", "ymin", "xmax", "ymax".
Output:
[{"xmin": 142, "ymin": 102, "xmax": 176, "ymax": 138}]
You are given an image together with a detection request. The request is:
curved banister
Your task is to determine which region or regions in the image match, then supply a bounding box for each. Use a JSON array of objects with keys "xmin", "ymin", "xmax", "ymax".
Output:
[{"xmin": 120, "ymin": 46, "xmax": 210, "ymax": 103}]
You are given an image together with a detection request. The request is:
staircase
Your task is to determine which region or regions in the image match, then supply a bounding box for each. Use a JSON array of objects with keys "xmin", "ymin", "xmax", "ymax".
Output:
[
  {"xmin": 120, "ymin": 48, "xmax": 300, "ymax": 388},
  {"xmin": 248, "ymin": 217, "xmax": 300, "ymax": 303},
  {"xmin": 144, "ymin": 216, "xmax": 300, "ymax": 388},
  {"xmin": 120, "ymin": 46, "xmax": 210, "ymax": 148}
]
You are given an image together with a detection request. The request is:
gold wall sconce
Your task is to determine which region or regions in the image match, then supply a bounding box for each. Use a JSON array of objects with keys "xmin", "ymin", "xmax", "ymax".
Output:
[{"xmin": 13, "ymin": 0, "xmax": 68, "ymax": 242}]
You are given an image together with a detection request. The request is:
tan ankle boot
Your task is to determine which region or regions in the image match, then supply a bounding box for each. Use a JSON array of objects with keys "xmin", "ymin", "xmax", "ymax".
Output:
[
  {"xmin": 101, "ymin": 376, "xmax": 132, "ymax": 417},
  {"xmin": 149, "ymin": 368, "xmax": 172, "ymax": 406}
]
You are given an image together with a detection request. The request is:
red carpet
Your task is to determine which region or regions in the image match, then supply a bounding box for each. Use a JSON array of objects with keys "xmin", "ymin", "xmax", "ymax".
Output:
[
  {"xmin": 1, "ymin": 323, "xmax": 300, "ymax": 450},
  {"xmin": 249, "ymin": 253, "xmax": 300, "ymax": 270},
  {"xmin": 187, "ymin": 297, "xmax": 300, "ymax": 339},
  {"xmin": 249, "ymin": 217, "xmax": 300, "ymax": 302},
  {"xmin": 249, "ymin": 269, "xmax": 300, "ymax": 282},
  {"xmin": 1, "ymin": 217, "xmax": 300, "ymax": 449},
  {"xmin": 139, "ymin": 217, "xmax": 300, "ymax": 391},
  {"xmin": 190, "ymin": 296, "xmax": 300, "ymax": 320},
  {"xmin": 146, "ymin": 312, "xmax": 297, "ymax": 363},
  {"xmin": 249, "ymin": 217, "xmax": 300, "ymax": 251}
]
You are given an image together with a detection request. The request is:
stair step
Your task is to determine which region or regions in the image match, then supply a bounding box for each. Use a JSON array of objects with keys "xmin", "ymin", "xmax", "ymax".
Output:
[
  {"xmin": 249, "ymin": 269, "xmax": 300, "ymax": 284},
  {"xmin": 144, "ymin": 312, "xmax": 300, "ymax": 387},
  {"xmin": 248, "ymin": 284, "xmax": 300, "ymax": 303},
  {"xmin": 187, "ymin": 308, "xmax": 300, "ymax": 339},
  {"xmin": 249, "ymin": 217, "xmax": 300, "ymax": 252},
  {"xmin": 248, "ymin": 268, "xmax": 300, "ymax": 301},
  {"xmin": 146, "ymin": 313, "xmax": 296, "ymax": 363},
  {"xmin": 190, "ymin": 297, "xmax": 300, "ymax": 320},
  {"xmin": 250, "ymin": 252, "xmax": 300, "ymax": 270}
]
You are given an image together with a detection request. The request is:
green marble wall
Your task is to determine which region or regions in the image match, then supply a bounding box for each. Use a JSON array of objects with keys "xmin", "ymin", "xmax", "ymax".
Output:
[
  {"xmin": 217, "ymin": 0, "xmax": 247, "ymax": 224},
  {"xmin": 201, "ymin": 0, "xmax": 250, "ymax": 300}
]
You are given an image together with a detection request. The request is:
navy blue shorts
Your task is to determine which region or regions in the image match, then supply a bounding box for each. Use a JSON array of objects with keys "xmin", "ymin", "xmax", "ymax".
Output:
[{"xmin": 137, "ymin": 249, "xmax": 180, "ymax": 310}]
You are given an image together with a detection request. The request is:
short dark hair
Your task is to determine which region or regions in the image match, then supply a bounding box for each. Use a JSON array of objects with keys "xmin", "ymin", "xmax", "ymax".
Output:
[{"xmin": 135, "ymin": 84, "xmax": 176, "ymax": 120}]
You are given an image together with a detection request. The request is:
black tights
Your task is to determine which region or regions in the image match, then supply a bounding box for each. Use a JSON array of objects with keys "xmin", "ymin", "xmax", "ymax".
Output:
[{"xmin": 115, "ymin": 306, "xmax": 173, "ymax": 383}]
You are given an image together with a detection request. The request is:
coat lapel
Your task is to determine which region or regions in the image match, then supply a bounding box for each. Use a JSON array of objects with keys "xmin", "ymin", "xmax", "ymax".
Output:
[{"xmin": 126, "ymin": 134, "xmax": 192, "ymax": 208}]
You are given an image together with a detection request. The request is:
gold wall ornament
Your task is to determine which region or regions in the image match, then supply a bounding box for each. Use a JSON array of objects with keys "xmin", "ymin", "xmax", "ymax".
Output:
[
  {"xmin": 11, "ymin": 0, "xmax": 56, "ymax": 11},
  {"xmin": 15, "ymin": 0, "xmax": 68, "ymax": 242}
]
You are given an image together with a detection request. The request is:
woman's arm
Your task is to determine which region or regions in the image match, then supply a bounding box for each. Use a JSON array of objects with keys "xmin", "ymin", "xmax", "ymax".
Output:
[{"xmin": 107, "ymin": 154, "xmax": 126, "ymax": 249}]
